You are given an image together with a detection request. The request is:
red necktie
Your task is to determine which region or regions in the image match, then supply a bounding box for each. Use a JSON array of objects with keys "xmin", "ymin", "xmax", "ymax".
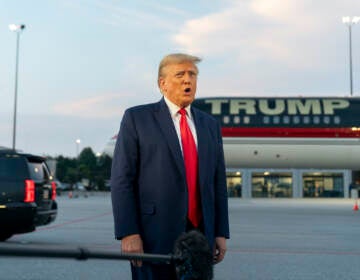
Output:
[{"xmin": 178, "ymin": 108, "xmax": 202, "ymax": 227}]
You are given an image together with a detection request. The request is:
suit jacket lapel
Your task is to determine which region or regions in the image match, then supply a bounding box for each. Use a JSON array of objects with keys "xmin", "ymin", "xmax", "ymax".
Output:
[{"xmin": 154, "ymin": 98, "xmax": 186, "ymax": 178}]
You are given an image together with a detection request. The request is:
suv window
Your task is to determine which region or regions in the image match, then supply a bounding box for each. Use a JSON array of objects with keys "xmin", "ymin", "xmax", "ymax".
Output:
[
  {"xmin": 28, "ymin": 162, "xmax": 50, "ymax": 182},
  {"xmin": 0, "ymin": 157, "xmax": 28, "ymax": 180}
]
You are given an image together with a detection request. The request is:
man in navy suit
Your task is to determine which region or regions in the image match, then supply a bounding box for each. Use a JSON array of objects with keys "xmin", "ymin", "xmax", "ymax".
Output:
[{"xmin": 111, "ymin": 53, "xmax": 229, "ymax": 279}]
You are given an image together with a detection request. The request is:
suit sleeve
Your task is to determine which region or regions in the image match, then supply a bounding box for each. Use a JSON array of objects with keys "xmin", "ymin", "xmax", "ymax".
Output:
[
  {"xmin": 214, "ymin": 121, "xmax": 230, "ymax": 239},
  {"xmin": 110, "ymin": 109, "xmax": 140, "ymax": 239}
]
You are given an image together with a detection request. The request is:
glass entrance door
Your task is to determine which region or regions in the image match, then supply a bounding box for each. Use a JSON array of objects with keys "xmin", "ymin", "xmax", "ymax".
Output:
[
  {"xmin": 226, "ymin": 171, "xmax": 242, "ymax": 197},
  {"xmin": 303, "ymin": 172, "xmax": 344, "ymax": 198},
  {"xmin": 252, "ymin": 172, "xmax": 293, "ymax": 198}
]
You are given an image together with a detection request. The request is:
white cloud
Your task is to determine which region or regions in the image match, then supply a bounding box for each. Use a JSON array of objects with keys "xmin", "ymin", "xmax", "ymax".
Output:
[
  {"xmin": 173, "ymin": 7, "xmax": 242, "ymax": 56},
  {"xmin": 90, "ymin": 0, "xmax": 182, "ymax": 31},
  {"xmin": 172, "ymin": 0, "xmax": 360, "ymax": 70},
  {"xmin": 250, "ymin": 0, "xmax": 302, "ymax": 21},
  {"xmin": 170, "ymin": 0, "xmax": 360, "ymax": 95},
  {"xmin": 52, "ymin": 94, "xmax": 125, "ymax": 119}
]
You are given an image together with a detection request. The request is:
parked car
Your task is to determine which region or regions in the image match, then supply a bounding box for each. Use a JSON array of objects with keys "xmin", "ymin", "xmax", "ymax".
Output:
[
  {"xmin": 0, "ymin": 149, "xmax": 58, "ymax": 241},
  {"xmin": 72, "ymin": 182, "xmax": 88, "ymax": 198},
  {"xmin": 54, "ymin": 180, "xmax": 67, "ymax": 196},
  {"xmin": 73, "ymin": 182, "xmax": 85, "ymax": 191}
]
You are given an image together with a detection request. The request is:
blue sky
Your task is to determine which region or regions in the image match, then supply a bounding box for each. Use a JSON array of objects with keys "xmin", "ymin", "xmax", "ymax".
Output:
[{"xmin": 1, "ymin": 0, "xmax": 359, "ymax": 157}]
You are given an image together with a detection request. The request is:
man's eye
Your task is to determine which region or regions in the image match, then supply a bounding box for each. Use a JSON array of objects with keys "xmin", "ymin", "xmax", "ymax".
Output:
[{"xmin": 175, "ymin": 73, "xmax": 184, "ymax": 78}]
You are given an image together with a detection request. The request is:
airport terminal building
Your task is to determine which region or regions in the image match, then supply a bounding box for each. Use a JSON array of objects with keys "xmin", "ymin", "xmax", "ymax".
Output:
[
  {"xmin": 224, "ymin": 168, "xmax": 351, "ymax": 199},
  {"xmin": 105, "ymin": 97, "xmax": 360, "ymax": 199}
]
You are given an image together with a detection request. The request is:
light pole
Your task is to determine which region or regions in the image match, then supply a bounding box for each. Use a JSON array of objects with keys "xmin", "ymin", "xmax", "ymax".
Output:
[
  {"xmin": 75, "ymin": 139, "xmax": 81, "ymax": 158},
  {"xmin": 9, "ymin": 24, "xmax": 25, "ymax": 151},
  {"xmin": 75, "ymin": 139, "xmax": 81, "ymax": 186},
  {"xmin": 342, "ymin": 16, "xmax": 360, "ymax": 96}
]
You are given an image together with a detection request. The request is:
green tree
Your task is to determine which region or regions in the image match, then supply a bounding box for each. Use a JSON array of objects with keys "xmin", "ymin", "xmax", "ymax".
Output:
[
  {"xmin": 55, "ymin": 149, "xmax": 113, "ymax": 191},
  {"xmin": 56, "ymin": 155, "xmax": 77, "ymax": 183},
  {"xmin": 95, "ymin": 154, "xmax": 112, "ymax": 190},
  {"xmin": 78, "ymin": 147, "xmax": 97, "ymax": 188},
  {"xmin": 79, "ymin": 148, "xmax": 97, "ymax": 172}
]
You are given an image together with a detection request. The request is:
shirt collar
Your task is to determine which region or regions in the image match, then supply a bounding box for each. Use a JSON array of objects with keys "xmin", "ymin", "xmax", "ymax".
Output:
[{"xmin": 164, "ymin": 96, "xmax": 192, "ymax": 118}]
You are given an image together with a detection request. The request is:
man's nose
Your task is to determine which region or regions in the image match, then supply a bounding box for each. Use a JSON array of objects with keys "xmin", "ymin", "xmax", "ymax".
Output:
[{"xmin": 183, "ymin": 73, "xmax": 192, "ymax": 83}]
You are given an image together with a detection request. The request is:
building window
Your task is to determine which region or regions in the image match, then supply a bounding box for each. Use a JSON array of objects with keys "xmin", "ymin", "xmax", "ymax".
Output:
[
  {"xmin": 283, "ymin": 116, "xmax": 290, "ymax": 124},
  {"xmin": 243, "ymin": 116, "xmax": 250, "ymax": 124},
  {"xmin": 293, "ymin": 116, "xmax": 300, "ymax": 124},
  {"xmin": 334, "ymin": 116, "xmax": 341, "ymax": 124},
  {"xmin": 226, "ymin": 171, "xmax": 242, "ymax": 198},
  {"xmin": 273, "ymin": 116, "xmax": 280, "ymax": 124},
  {"xmin": 323, "ymin": 116, "xmax": 330, "ymax": 124},
  {"xmin": 233, "ymin": 116, "xmax": 240, "ymax": 124},
  {"xmin": 303, "ymin": 116, "xmax": 310, "ymax": 124},
  {"xmin": 303, "ymin": 172, "xmax": 343, "ymax": 198},
  {"xmin": 313, "ymin": 116, "xmax": 320, "ymax": 124},
  {"xmin": 252, "ymin": 172, "xmax": 293, "ymax": 198}
]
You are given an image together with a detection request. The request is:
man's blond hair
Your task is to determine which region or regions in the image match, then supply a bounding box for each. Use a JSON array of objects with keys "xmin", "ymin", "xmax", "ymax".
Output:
[{"xmin": 157, "ymin": 53, "xmax": 202, "ymax": 87}]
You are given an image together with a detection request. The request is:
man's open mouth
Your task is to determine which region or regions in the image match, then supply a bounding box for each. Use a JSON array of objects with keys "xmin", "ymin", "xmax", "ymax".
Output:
[{"xmin": 184, "ymin": 88, "xmax": 191, "ymax": 93}]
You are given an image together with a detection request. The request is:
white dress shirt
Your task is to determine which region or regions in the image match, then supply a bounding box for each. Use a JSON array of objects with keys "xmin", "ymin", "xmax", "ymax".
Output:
[{"xmin": 163, "ymin": 96, "xmax": 198, "ymax": 152}]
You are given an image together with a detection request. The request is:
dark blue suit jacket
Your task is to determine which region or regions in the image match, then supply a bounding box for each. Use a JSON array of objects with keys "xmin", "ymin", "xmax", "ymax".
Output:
[{"xmin": 111, "ymin": 98, "xmax": 229, "ymax": 254}]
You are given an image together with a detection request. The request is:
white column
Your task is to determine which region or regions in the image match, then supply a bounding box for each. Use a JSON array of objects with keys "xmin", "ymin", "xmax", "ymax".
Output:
[{"xmin": 292, "ymin": 170, "xmax": 302, "ymax": 198}]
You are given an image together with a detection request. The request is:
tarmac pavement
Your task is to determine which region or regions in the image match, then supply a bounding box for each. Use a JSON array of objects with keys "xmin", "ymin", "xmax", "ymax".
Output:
[
  {"xmin": 1, "ymin": 194, "xmax": 360, "ymax": 279},
  {"xmin": 217, "ymin": 198, "xmax": 360, "ymax": 279}
]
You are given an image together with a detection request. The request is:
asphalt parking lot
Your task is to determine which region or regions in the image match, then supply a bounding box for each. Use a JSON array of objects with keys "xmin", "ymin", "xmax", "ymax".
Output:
[{"xmin": 1, "ymin": 194, "xmax": 360, "ymax": 279}]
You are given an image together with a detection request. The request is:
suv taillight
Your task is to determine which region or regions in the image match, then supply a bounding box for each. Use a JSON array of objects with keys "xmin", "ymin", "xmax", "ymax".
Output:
[
  {"xmin": 51, "ymin": 181, "xmax": 56, "ymax": 200},
  {"xmin": 24, "ymin": 180, "xmax": 35, "ymax": 203}
]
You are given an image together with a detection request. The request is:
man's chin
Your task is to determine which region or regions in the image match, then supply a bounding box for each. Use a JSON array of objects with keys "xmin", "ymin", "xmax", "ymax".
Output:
[{"xmin": 180, "ymin": 99, "xmax": 194, "ymax": 108}]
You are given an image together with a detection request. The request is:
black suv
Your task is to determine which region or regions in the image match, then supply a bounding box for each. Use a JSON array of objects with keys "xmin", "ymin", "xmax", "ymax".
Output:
[{"xmin": 0, "ymin": 150, "xmax": 58, "ymax": 241}]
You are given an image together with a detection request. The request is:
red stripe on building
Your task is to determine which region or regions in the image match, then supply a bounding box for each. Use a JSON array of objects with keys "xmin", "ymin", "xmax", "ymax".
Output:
[{"xmin": 221, "ymin": 127, "xmax": 360, "ymax": 138}]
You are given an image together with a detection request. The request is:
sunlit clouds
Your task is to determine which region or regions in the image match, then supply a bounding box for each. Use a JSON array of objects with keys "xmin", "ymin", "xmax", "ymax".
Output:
[
  {"xmin": 53, "ymin": 94, "xmax": 125, "ymax": 119},
  {"xmin": 172, "ymin": 0, "xmax": 358, "ymax": 71}
]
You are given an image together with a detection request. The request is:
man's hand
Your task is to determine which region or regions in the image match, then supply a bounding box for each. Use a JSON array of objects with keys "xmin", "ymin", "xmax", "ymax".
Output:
[
  {"xmin": 213, "ymin": 237, "xmax": 227, "ymax": 264},
  {"xmin": 121, "ymin": 234, "xmax": 143, "ymax": 267}
]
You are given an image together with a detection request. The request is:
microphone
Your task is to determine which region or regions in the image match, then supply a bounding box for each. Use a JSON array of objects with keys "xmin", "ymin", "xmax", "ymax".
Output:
[
  {"xmin": 0, "ymin": 230, "xmax": 213, "ymax": 279},
  {"xmin": 173, "ymin": 230, "xmax": 213, "ymax": 280}
]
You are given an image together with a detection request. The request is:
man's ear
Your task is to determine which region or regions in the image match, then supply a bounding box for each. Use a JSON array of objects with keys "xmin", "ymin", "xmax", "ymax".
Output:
[{"xmin": 158, "ymin": 77, "xmax": 166, "ymax": 93}]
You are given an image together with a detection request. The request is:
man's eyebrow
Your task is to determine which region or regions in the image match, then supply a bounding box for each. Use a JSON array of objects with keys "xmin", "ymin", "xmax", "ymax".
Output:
[
  {"xmin": 174, "ymin": 70, "xmax": 185, "ymax": 75},
  {"xmin": 175, "ymin": 70, "xmax": 197, "ymax": 75}
]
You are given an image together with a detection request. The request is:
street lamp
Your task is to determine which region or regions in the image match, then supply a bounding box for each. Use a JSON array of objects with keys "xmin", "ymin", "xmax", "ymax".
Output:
[
  {"xmin": 342, "ymin": 16, "xmax": 360, "ymax": 96},
  {"xmin": 75, "ymin": 139, "xmax": 81, "ymax": 157},
  {"xmin": 9, "ymin": 24, "xmax": 25, "ymax": 151},
  {"xmin": 75, "ymin": 139, "xmax": 81, "ymax": 186}
]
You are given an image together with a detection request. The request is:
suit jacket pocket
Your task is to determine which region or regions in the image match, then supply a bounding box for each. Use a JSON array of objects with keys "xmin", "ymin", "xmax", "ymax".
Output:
[{"xmin": 141, "ymin": 203, "xmax": 156, "ymax": 215}]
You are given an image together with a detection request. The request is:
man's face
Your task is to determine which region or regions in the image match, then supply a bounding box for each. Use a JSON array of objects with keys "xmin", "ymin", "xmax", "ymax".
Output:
[{"xmin": 159, "ymin": 62, "xmax": 198, "ymax": 108}]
